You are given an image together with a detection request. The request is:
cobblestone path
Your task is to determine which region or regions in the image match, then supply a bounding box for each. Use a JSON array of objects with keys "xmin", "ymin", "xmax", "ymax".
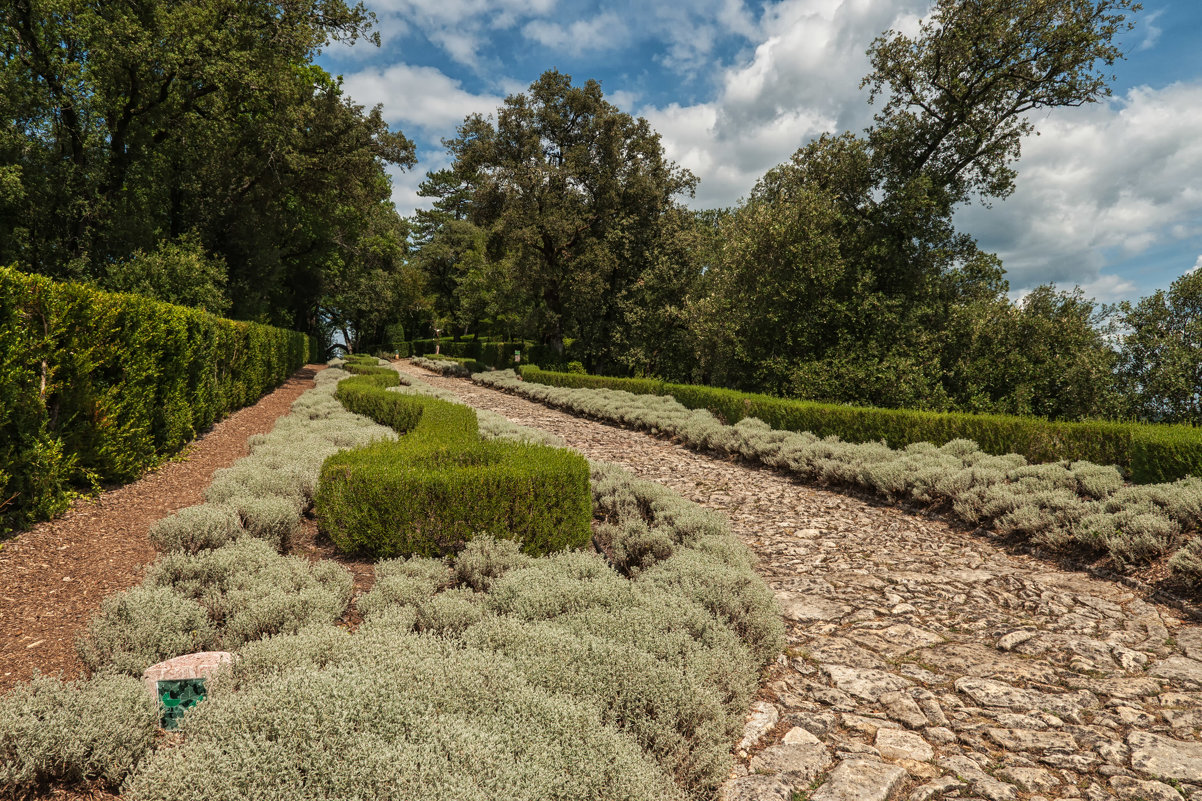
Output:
[{"xmin": 401, "ymin": 363, "xmax": 1202, "ymax": 801}]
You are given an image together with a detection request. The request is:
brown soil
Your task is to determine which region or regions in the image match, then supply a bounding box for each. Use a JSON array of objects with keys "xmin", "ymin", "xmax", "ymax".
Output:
[
  {"xmin": 290, "ymin": 512, "xmax": 376, "ymax": 630},
  {"xmin": 0, "ymin": 366, "xmax": 322, "ymax": 694}
]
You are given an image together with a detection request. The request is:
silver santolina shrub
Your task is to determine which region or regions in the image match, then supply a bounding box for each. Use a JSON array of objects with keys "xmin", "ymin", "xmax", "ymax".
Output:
[
  {"xmin": 76, "ymin": 586, "xmax": 217, "ymax": 676},
  {"xmin": 122, "ymin": 629, "xmax": 684, "ymax": 801},
  {"xmin": 412, "ymin": 354, "xmax": 472, "ymax": 377},
  {"xmin": 78, "ymin": 539, "xmax": 351, "ymax": 676},
  {"xmin": 0, "ymin": 673, "xmax": 158, "ymax": 797},
  {"xmin": 156, "ymin": 367, "xmax": 393, "ymax": 555},
  {"xmin": 478, "ymin": 369, "xmax": 1202, "ymax": 578},
  {"xmin": 11, "ymin": 364, "xmax": 782, "ymax": 801}
]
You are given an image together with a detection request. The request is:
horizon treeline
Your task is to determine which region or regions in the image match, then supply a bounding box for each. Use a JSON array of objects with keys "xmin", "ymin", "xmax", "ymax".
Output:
[{"xmin": 4, "ymin": 0, "xmax": 1198, "ymax": 425}]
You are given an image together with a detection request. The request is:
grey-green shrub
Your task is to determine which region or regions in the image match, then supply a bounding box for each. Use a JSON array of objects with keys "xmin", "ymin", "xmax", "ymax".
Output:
[
  {"xmin": 76, "ymin": 586, "xmax": 216, "ymax": 676},
  {"xmin": 80, "ymin": 539, "xmax": 351, "ymax": 676},
  {"xmin": 0, "ymin": 673, "xmax": 158, "ymax": 796},
  {"xmin": 479, "ymin": 369, "xmax": 1202, "ymax": 579},
  {"xmin": 412, "ymin": 354, "xmax": 472, "ymax": 377},
  {"xmin": 453, "ymin": 535, "xmax": 534, "ymax": 591},
  {"xmin": 1169, "ymin": 537, "xmax": 1202, "ymax": 581},
  {"xmin": 461, "ymin": 615, "xmax": 732, "ymax": 797},
  {"xmin": 415, "ymin": 588, "xmax": 487, "ymax": 634},
  {"xmin": 144, "ymin": 538, "xmax": 351, "ymax": 648},
  {"xmin": 230, "ymin": 494, "xmax": 302, "ymax": 550},
  {"xmin": 122, "ymin": 633, "xmax": 684, "ymax": 801},
  {"xmin": 148, "ymin": 503, "xmax": 243, "ymax": 553},
  {"xmin": 57, "ymin": 366, "xmax": 781, "ymax": 801},
  {"xmin": 358, "ymin": 555, "xmax": 452, "ymax": 620}
]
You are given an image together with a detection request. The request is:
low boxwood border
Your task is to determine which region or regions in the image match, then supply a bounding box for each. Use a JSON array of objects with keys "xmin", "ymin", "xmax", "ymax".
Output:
[
  {"xmin": 316, "ymin": 358, "xmax": 591, "ymax": 558},
  {"xmin": 518, "ymin": 366, "xmax": 1202, "ymax": 484}
]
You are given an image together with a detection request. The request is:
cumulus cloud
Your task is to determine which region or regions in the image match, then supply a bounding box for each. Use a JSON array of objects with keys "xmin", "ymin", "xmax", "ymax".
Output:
[
  {"xmin": 957, "ymin": 82, "xmax": 1202, "ymax": 294},
  {"xmin": 523, "ymin": 11, "xmax": 629, "ymax": 51},
  {"xmin": 1191, "ymin": 256, "xmax": 1202, "ymax": 275},
  {"xmin": 635, "ymin": 2, "xmax": 1201, "ymax": 300},
  {"xmin": 637, "ymin": 0, "xmax": 927, "ymax": 207},
  {"xmin": 336, "ymin": 0, "xmax": 1199, "ymax": 303},
  {"xmin": 342, "ymin": 63, "xmax": 502, "ymax": 131},
  {"xmin": 362, "ymin": 0, "xmax": 557, "ymax": 68},
  {"xmin": 1138, "ymin": 8, "xmax": 1164, "ymax": 51}
]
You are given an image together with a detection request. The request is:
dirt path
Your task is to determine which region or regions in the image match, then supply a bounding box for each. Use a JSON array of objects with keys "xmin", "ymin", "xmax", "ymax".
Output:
[
  {"xmin": 401, "ymin": 362, "xmax": 1202, "ymax": 801},
  {"xmin": 0, "ymin": 366, "xmax": 321, "ymax": 693}
]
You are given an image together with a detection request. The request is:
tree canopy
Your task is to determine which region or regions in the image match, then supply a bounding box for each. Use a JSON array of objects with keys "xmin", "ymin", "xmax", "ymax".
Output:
[
  {"xmin": 438, "ymin": 70, "xmax": 696, "ymax": 367},
  {"xmin": 2, "ymin": 0, "xmax": 415, "ymax": 342}
]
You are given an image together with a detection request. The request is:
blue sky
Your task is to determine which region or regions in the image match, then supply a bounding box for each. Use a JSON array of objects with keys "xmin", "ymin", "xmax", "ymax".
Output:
[{"xmin": 316, "ymin": 0, "xmax": 1202, "ymax": 304}]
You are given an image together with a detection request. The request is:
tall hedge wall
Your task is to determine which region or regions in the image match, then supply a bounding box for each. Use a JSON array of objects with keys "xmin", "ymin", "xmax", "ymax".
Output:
[
  {"xmin": 517, "ymin": 366, "xmax": 1202, "ymax": 485},
  {"xmin": 0, "ymin": 266, "xmax": 315, "ymax": 536}
]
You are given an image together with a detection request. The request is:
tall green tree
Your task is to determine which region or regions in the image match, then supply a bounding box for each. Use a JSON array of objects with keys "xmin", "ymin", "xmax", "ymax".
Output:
[
  {"xmin": 1, "ymin": 0, "xmax": 415, "ymax": 333},
  {"xmin": 442, "ymin": 70, "xmax": 696, "ymax": 366},
  {"xmin": 1117, "ymin": 269, "xmax": 1202, "ymax": 424},
  {"xmin": 691, "ymin": 0, "xmax": 1139, "ymax": 414}
]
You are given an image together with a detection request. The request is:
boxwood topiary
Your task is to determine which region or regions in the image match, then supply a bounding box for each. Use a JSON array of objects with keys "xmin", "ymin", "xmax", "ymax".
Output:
[{"xmin": 315, "ymin": 369, "xmax": 591, "ymax": 558}]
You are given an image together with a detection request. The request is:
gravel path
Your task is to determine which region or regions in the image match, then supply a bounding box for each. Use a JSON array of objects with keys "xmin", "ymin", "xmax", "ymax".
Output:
[{"xmin": 400, "ymin": 362, "xmax": 1202, "ymax": 801}]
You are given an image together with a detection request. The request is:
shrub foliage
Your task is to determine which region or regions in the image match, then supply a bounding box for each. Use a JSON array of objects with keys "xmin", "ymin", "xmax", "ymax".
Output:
[
  {"xmin": 518, "ymin": 365, "xmax": 1202, "ymax": 484},
  {"xmin": 316, "ymin": 358, "xmax": 591, "ymax": 557},
  {"xmin": 484, "ymin": 369, "xmax": 1202, "ymax": 579},
  {"xmin": 0, "ymin": 266, "xmax": 315, "ymax": 536}
]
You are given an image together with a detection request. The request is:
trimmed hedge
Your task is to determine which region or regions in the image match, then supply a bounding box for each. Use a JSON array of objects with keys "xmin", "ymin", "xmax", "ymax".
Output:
[
  {"xmin": 431, "ymin": 354, "xmax": 489, "ymax": 373},
  {"xmin": 518, "ymin": 366, "xmax": 1202, "ymax": 484},
  {"xmin": 410, "ymin": 338, "xmax": 576, "ymax": 369},
  {"xmin": 316, "ymin": 362, "xmax": 591, "ymax": 558},
  {"xmin": 0, "ymin": 266, "xmax": 314, "ymax": 536}
]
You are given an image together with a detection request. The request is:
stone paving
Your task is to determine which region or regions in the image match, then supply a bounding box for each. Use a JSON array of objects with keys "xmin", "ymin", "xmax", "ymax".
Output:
[{"xmin": 400, "ymin": 363, "xmax": 1202, "ymax": 801}]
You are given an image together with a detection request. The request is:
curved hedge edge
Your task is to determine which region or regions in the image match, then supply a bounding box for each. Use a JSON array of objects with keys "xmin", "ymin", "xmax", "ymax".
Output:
[
  {"xmin": 517, "ymin": 365, "xmax": 1202, "ymax": 485},
  {"xmin": 390, "ymin": 369, "xmax": 566, "ymax": 448},
  {"xmin": 316, "ymin": 363, "xmax": 591, "ymax": 558},
  {"xmin": 477, "ymin": 369, "xmax": 1202, "ymax": 585}
]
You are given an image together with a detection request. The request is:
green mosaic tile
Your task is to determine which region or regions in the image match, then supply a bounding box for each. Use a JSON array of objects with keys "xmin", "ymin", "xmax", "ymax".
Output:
[{"xmin": 157, "ymin": 678, "xmax": 206, "ymax": 730}]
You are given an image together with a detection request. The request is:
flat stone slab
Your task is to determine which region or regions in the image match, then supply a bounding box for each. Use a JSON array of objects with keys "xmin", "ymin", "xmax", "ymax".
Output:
[
  {"xmin": 1128, "ymin": 731, "xmax": 1202, "ymax": 782},
  {"xmin": 777, "ymin": 592, "xmax": 849, "ymax": 622},
  {"xmin": 737, "ymin": 701, "xmax": 779, "ymax": 754},
  {"xmin": 1149, "ymin": 656, "xmax": 1202, "ymax": 687},
  {"xmin": 720, "ymin": 774, "xmax": 793, "ymax": 801},
  {"xmin": 822, "ymin": 665, "xmax": 913, "ymax": 702},
  {"xmin": 749, "ymin": 743, "xmax": 831, "ymax": 784},
  {"xmin": 986, "ymin": 727, "xmax": 1077, "ymax": 752},
  {"xmin": 875, "ymin": 728, "xmax": 933, "ymax": 763},
  {"xmin": 142, "ymin": 651, "xmax": 233, "ymax": 698},
  {"xmin": 810, "ymin": 759, "xmax": 906, "ymax": 801},
  {"xmin": 954, "ymin": 676, "xmax": 1097, "ymax": 719}
]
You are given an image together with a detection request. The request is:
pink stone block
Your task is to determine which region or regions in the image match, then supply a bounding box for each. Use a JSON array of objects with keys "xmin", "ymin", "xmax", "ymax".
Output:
[{"xmin": 142, "ymin": 651, "xmax": 233, "ymax": 698}]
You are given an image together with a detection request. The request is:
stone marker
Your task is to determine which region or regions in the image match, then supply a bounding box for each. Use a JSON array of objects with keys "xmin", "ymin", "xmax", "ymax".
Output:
[{"xmin": 142, "ymin": 651, "xmax": 233, "ymax": 728}]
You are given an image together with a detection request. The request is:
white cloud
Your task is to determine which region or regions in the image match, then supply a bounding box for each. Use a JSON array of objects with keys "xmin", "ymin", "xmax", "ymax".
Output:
[
  {"xmin": 340, "ymin": 0, "xmax": 1202, "ymax": 299},
  {"xmin": 1078, "ymin": 274, "xmax": 1140, "ymax": 302},
  {"xmin": 341, "ymin": 63, "xmax": 502, "ymax": 132},
  {"xmin": 1191, "ymin": 256, "xmax": 1201, "ymax": 275},
  {"xmin": 958, "ymin": 82, "xmax": 1202, "ymax": 294},
  {"xmin": 523, "ymin": 11, "xmax": 628, "ymax": 51},
  {"xmin": 637, "ymin": 0, "xmax": 927, "ymax": 208},
  {"xmin": 1138, "ymin": 8, "xmax": 1164, "ymax": 51},
  {"xmin": 637, "ymin": 2, "xmax": 1202, "ymax": 300},
  {"xmin": 364, "ymin": 0, "xmax": 558, "ymax": 68}
]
